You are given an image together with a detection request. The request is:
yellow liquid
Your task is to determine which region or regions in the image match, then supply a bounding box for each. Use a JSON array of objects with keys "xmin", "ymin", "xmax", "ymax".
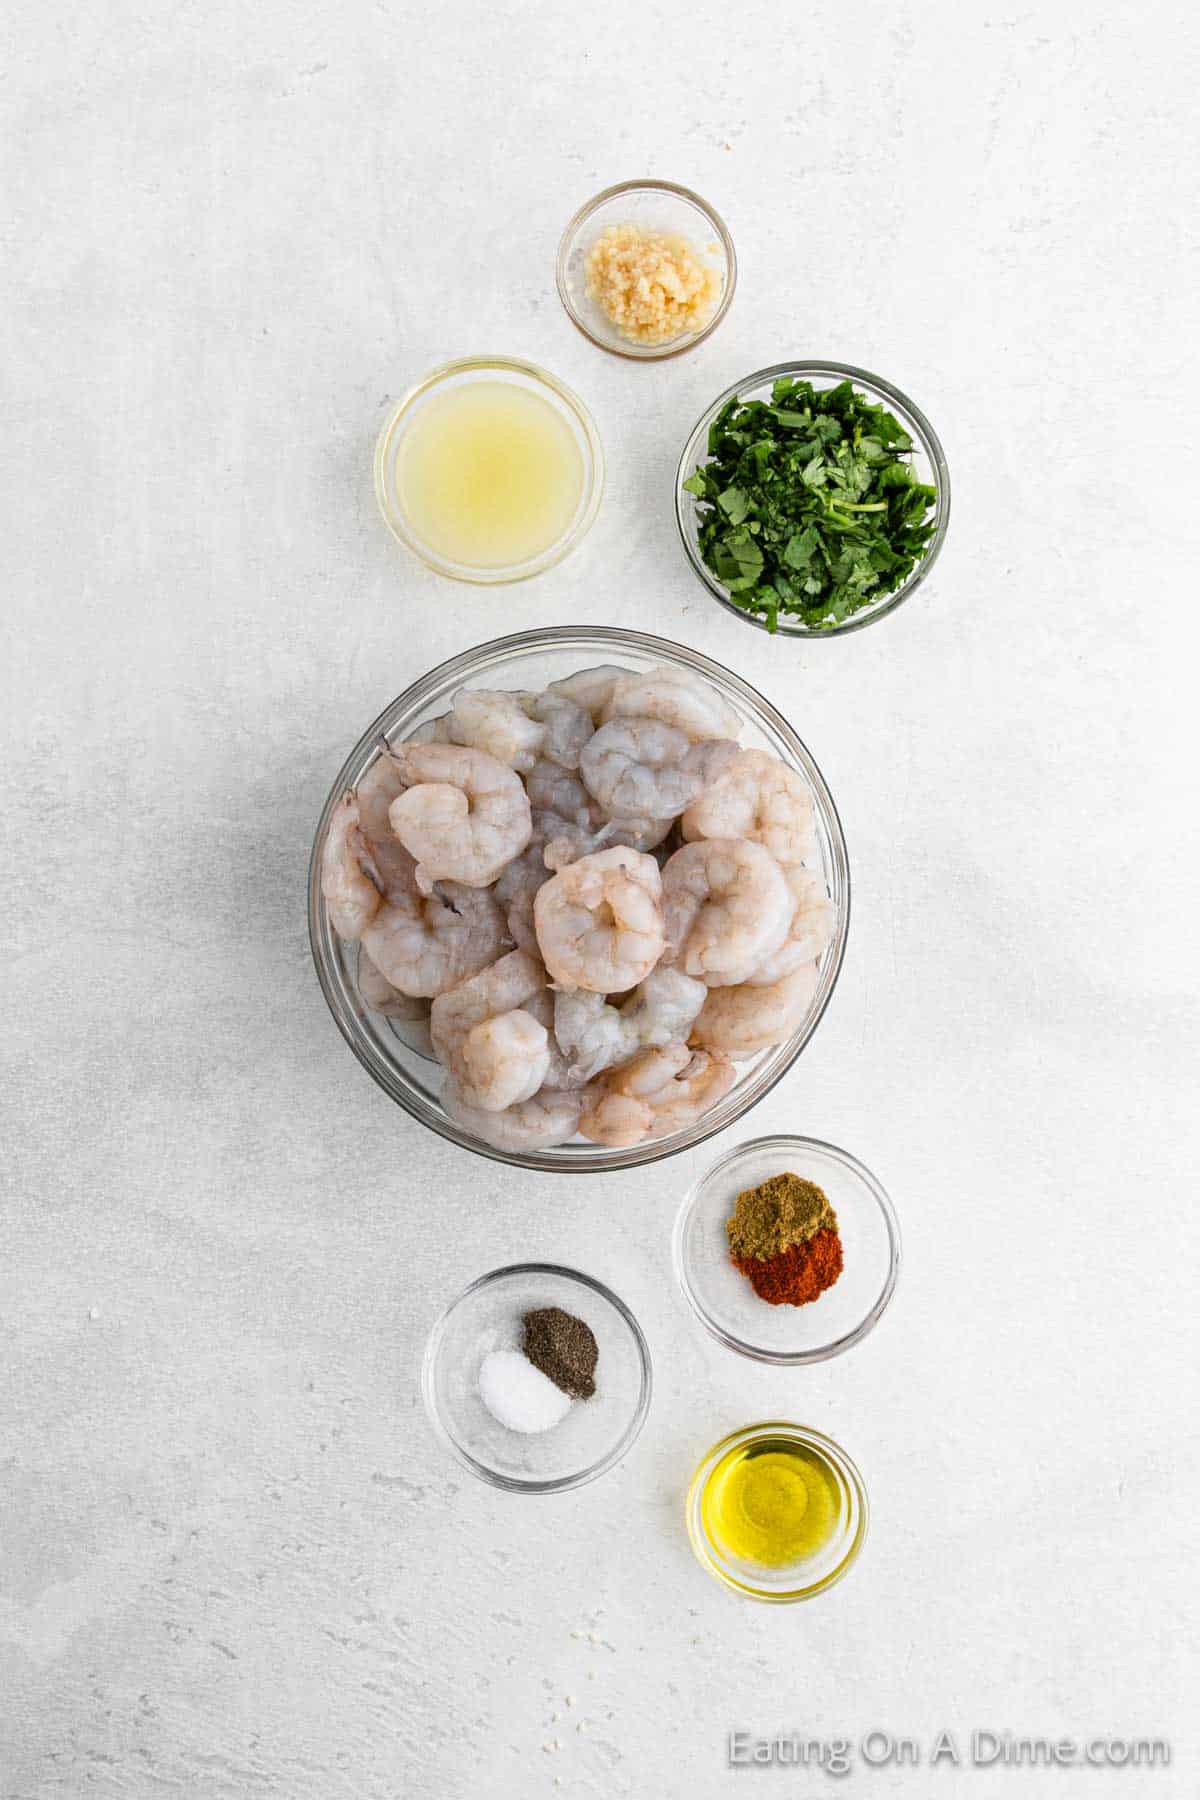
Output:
[
  {"xmin": 395, "ymin": 380, "xmax": 585, "ymax": 571},
  {"xmin": 702, "ymin": 1440, "xmax": 842, "ymax": 1568}
]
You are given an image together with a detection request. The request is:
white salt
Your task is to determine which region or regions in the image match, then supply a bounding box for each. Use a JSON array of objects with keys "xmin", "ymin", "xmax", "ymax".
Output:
[{"xmin": 478, "ymin": 1349, "xmax": 572, "ymax": 1434}]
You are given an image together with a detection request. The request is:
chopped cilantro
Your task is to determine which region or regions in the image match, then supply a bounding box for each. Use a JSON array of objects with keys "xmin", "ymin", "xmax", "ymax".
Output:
[{"xmin": 683, "ymin": 376, "xmax": 939, "ymax": 631}]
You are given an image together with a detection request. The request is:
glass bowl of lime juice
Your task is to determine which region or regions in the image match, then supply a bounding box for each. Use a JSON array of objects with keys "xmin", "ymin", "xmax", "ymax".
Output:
[{"xmin": 374, "ymin": 355, "xmax": 604, "ymax": 584}]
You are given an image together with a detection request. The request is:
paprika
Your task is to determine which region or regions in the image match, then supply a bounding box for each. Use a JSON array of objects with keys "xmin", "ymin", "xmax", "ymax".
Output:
[{"xmin": 732, "ymin": 1227, "xmax": 844, "ymax": 1307}]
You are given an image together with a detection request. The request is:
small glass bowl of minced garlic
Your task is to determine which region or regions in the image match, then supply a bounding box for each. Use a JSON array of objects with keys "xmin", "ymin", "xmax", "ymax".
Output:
[
  {"xmin": 687, "ymin": 1422, "xmax": 868, "ymax": 1602},
  {"xmin": 421, "ymin": 1263, "xmax": 651, "ymax": 1492},
  {"xmin": 556, "ymin": 179, "xmax": 736, "ymax": 359}
]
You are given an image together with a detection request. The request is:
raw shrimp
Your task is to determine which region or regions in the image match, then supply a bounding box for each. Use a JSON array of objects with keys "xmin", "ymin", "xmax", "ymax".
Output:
[
  {"xmin": 526, "ymin": 760, "xmax": 595, "ymax": 827},
  {"xmin": 526, "ymin": 758, "xmax": 676, "ymax": 871},
  {"xmin": 407, "ymin": 714, "xmax": 455, "ymax": 745},
  {"xmin": 524, "ymin": 692, "xmax": 594, "ymax": 770},
  {"xmin": 689, "ymin": 962, "xmax": 820, "ymax": 1057},
  {"xmin": 639, "ymin": 1047, "xmax": 735, "ymax": 1138},
  {"xmin": 388, "ymin": 743, "xmax": 532, "ymax": 890},
  {"xmin": 459, "ymin": 1011, "xmax": 549, "ymax": 1112},
  {"xmin": 553, "ymin": 990, "xmax": 637, "ymax": 1083},
  {"xmin": 523, "ymin": 988, "xmax": 588, "ymax": 1092},
  {"xmin": 540, "ymin": 822, "xmax": 604, "ymax": 872},
  {"xmin": 537, "ymin": 796, "xmax": 676, "ymax": 870},
  {"xmin": 580, "ymin": 718, "xmax": 732, "ymax": 821},
  {"xmin": 361, "ymin": 878, "xmax": 506, "ymax": 997},
  {"xmin": 430, "ymin": 949, "xmax": 549, "ymax": 1112},
  {"xmin": 442, "ymin": 1078, "xmax": 584, "ymax": 1152},
  {"xmin": 321, "ymin": 793, "xmax": 382, "ymax": 940},
  {"xmin": 681, "ymin": 748, "xmax": 818, "ymax": 868},
  {"xmin": 493, "ymin": 844, "xmax": 548, "ymax": 955},
  {"xmin": 579, "ymin": 1042, "xmax": 690, "ymax": 1147},
  {"xmin": 603, "ymin": 663, "xmax": 742, "ymax": 742},
  {"xmin": 357, "ymin": 948, "xmax": 435, "ymax": 1057},
  {"xmin": 446, "ymin": 689, "xmax": 546, "ymax": 773},
  {"xmin": 619, "ymin": 966, "xmax": 708, "ymax": 1049},
  {"xmin": 534, "ymin": 846, "xmax": 665, "ymax": 993},
  {"xmin": 545, "ymin": 664, "xmax": 630, "ymax": 724},
  {"xmin": 551, "ymin": 966, "xmax": 707, "ymax": 1083},
  {"xmin": 607, "ymin": 814, "xmax": 676, "ymax": 853},
  {"xmin": 579, "ymin": 1042, "xmax": 736, "ymax": 1146},
  {"xmin": 744, "ymin": 867, "xmax": 835, "ymax": 985},
  {"xmin": 355, "ymin": 752, "xmax": 420, "ymax": 897},
  {"xmin": 430, "ymin": 947, "xmax": 545, "ymax": 1042},
  {"xmin": 358, "ymin": 946, "xmax": 423, "ymax": 1019},
  {"xmin": 527, "ymin": 764, "xmax": 679, "ymax": 851},
  {"xmin": 661, "ymin": 838, "xmax": 792, "ymax": 987},
  {"xmin": 540, "ymin": 814, "xmax": 676, "ymax": 875}
]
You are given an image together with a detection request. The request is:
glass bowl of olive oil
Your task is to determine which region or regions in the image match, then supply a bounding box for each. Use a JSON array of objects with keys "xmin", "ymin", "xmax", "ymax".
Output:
[
  {"xmin": 374, "ymin": 356, "xmax": 604, "ymax": 583},
  {"xmin": 686, "ymin": 1422, "xmax": 868, "ymax": 1602}
]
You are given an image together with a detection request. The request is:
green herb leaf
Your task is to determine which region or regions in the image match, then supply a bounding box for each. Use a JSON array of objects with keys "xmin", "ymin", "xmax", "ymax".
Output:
[
  {"xmin": 713, "ymin": 528, "xmax": 765, "ymax": 589},
  {"xmin": 783, "ymin": 526, "xmax": 820, "ymax": 569}
]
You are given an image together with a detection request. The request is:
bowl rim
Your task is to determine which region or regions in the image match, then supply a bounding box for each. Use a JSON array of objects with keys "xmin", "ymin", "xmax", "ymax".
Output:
[
  {"xmin": 674, "ymin": 359, "xmax": 951, "ymax": 636},
  {"xmin": 373, "ymin": 354, "xmax": 605, "ymax": 584},
  {"xmin": 555, "ymin": 177, "xmax": 737, "ymax": 361},
  {"xmin": 672, "ymin": 1133, "xmax": 901, "ymax": 1364},
  {"xmin": 307, "ymin": 625, "xmax": 850, "ymax": 1172},
  {"xmin": 686, "ymin": 1420, "xmax": 869, "ymax": 1602},
  {"xmin": 420, "ymin": 1261, "xmax": 653, "ymax": 1493}
]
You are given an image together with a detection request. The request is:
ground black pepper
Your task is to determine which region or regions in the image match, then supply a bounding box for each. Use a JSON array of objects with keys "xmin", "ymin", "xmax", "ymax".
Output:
[{"xmin": 522, "ymin": 1307, "xmax": 598, "ymax": 1401}]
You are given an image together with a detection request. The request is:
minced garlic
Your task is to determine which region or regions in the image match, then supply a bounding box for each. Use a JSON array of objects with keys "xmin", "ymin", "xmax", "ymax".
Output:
[{"xmin": 585, "ymin": 223, "xmax": 721, "ymax": 346}]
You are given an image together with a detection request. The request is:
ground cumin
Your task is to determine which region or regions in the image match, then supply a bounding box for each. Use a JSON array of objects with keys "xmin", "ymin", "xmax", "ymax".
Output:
[{"xmin": 726, "ymin": 1172, "xmax": 836, "ymax": 1261}]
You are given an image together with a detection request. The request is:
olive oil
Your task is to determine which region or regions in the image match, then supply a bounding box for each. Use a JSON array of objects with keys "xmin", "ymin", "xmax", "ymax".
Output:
[
  {"xmin": 701, "ymin": 1436, "xmax": 842, "ymax": 1567},
  {"xmin": 395, "ymin": 380, "xmax": 584, "ymax": 571}
]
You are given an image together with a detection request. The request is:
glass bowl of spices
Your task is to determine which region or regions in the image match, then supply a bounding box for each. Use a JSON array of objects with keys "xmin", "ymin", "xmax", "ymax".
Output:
[
  {"xmin": 556, "ymin": 180, "xmax": 736, "ymax": 360},
  {"xmin": 673, "ymin": 1135, "xmax": 900, "ymax": 1364},
  {"xmin": 675, "ymin": 361, "xmax": 950, "ymax": 635},
  {"xmin": 686, "ymin": 1422, "xmax": 868, "ymax": 1602},
  {"xmin": 374, "ymin": 356, "xmax": 604, "ymax": 584},
  {"xmin": 421, "ymin": 1264, "xmax": 652, "ymax": 1492}
]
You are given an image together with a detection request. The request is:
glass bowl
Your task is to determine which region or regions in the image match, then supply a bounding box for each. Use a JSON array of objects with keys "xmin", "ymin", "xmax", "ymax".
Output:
[
  {"xmin": 307, "ymin": 627, "xmax": 850, "ymax": 1172},
  {"xmin": 675, "ymin": 360, "xmax": 950, "ymax": 635},
  {"xmin": 422, "ymin": 1264, "xmax": 651, "ymax": 1492},
  {"xmin": 556, "ymin": 179, "xmax": 736, "ymax": 360},
  {"xmin": 373, "ymin": 356, "xmax": 604, "ymax": 583},
  {"xmin": 674, "ymin": 1135, "xmax": 900, "ymax": 1363},
  {"xmin": 686, "ymin": 1422, "xmax": 868, "ymax": 1602}
]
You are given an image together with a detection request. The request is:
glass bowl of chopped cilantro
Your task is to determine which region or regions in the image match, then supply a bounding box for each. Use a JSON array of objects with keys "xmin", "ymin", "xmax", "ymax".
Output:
[{"xmin": 676, "ymin": 362, "xmax": 949, "ymax": 635}]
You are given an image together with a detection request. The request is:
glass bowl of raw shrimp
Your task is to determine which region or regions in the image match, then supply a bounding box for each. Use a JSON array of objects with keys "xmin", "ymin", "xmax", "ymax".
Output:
[{"xmin": 307, "ymin": 627, "xmax": 850, "ymax": 1172}]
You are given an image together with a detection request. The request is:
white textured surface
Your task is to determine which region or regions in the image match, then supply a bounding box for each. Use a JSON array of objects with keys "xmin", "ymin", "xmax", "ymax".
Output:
[{"xmin": 3, "ymin": 3, "xmax": 1197, "ymax": 1796}]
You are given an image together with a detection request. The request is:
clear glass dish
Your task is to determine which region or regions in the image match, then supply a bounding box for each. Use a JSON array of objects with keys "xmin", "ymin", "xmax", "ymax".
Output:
[
  {"xmin": 373, "ymin": 356, "xmax": 604, "ymax": 583},
  {"xmin": 675, "ymin": 360, "xmax": 950, "ymax": 635},
  {"xmin": 686, "ymin": 1422, "xmax": 868, "ymax": 1602},
  {"xmin": 674, "ymin": 1135, "xmax": 900, "ymax": 1363},
  {"xmin": 307, "ymin": 626, "xmax": 849, "ymax": 1172},
  {"xmin": 556, "ymin": 179, "xmax": 736, "ymax": 360},
  {"xmin": 422, "ymin": 1264, "xmax": 651, "ymax": 1492}
]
